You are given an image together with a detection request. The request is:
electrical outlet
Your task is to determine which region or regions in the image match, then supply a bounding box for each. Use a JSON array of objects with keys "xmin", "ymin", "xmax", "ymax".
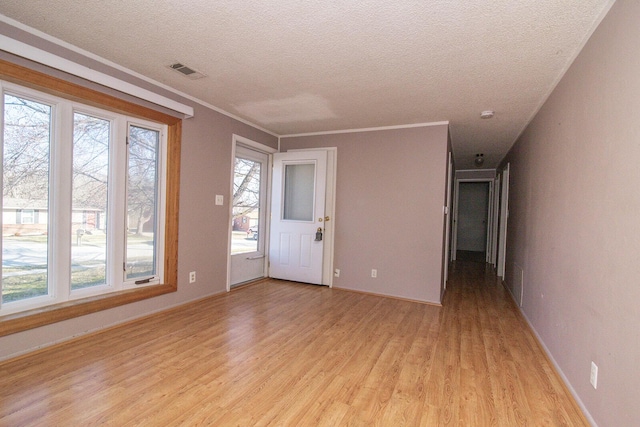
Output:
[
  {"xmin": 189, "ymin": 271, "xmax": 196, "ymax": 283},
  {"xmin": 590, "ymin": 361, "xmax": 598, "ymax": 389},
  {"xmin": 334, "ymin": 268, "xmax": 340, "ymax": 278},
  {"xmin": 215, "ymin": 195, "xmax": 224, "ymax": 206},
  {"xmin": 371, "ymin": 269, "xmax": 377, "ymax": 278}
]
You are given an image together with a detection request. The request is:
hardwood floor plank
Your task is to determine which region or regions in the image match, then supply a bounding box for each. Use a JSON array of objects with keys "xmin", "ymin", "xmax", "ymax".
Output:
[{"xmin": 0, "ymin": 263, "xmax": 589, "ymax": 426}]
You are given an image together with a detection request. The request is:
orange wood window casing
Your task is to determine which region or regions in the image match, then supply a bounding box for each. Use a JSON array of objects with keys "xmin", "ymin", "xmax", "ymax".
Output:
[{"xmin": 0, "ymin": 59, "xmax": 181, "ymax": 337}]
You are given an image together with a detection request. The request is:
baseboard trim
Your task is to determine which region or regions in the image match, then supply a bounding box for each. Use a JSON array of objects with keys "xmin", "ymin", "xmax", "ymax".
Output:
[
  {"xmin": 331, "ymin": 286, "xmax": 442, "ymax": 307},
  {"xmin": 230, "ymin": 277, "xmax": 271, "ymax": 291},
  {"xmin": 500, "ymin": 279, "xmax": 596, "ymax": 427}
]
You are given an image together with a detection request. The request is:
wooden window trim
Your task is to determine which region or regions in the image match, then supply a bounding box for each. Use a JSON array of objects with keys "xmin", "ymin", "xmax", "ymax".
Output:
[{"xmin": 0, "ymin": 59, "xmax": 181, "ymax": 337}]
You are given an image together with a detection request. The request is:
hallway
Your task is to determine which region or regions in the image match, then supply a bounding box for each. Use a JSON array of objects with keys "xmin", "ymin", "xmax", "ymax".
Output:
[
  {"xmin": 0, "ymin": 260, "xmax": 587, "ymax": 425},
  {"xmin": 440, "ymin": 259, "xmax": 588, "ymax": 425}
]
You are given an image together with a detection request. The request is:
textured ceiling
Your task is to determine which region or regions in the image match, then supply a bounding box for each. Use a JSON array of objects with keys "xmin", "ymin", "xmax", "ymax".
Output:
[{"xmin": 0, "ymin": 1, "xmax": 614, "ymax": 168}]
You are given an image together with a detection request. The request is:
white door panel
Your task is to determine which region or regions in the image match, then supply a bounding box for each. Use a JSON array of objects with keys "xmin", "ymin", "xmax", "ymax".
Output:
[{"xmin": 270, "ymin": 150, "xmax": 327, "ymax": 284}]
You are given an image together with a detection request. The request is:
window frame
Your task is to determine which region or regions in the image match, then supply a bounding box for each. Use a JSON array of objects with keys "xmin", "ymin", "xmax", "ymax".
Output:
[
  {"xmin": 68, "ymin": 106, "xmax": 117, "ymax": 297},
  {"xmin": 0, "ymin": 59, "xmax": 180, "ymax": 337},
  {"xmin": 123, "ymin": 120, "xmax": 166, "ymax": 287}
]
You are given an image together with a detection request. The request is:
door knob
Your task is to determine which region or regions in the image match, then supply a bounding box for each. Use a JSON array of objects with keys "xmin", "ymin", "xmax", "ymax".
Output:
[{"xmin": 324, "ymin": 216, "xmax": 330, "ymax": 222}]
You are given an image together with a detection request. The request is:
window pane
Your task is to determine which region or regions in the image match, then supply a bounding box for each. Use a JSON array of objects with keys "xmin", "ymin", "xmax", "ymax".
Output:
[
  {"xmin": 283, "ymin": 163, "xmax": 314, "ymax": 221},
  {"xmin": 232, "ymin": 157, "xmax": 261, "ymax": 254},
  {"xmin": 2, "ymin": 94, "xmax": 51, "ymax": 303},
  {"xmin": 126, "ymin": 125, "xmax": 159, "ymax": 280},
  {"xmin": 71, "ymin": 113, "xmax": 109, "ymax": 290}
]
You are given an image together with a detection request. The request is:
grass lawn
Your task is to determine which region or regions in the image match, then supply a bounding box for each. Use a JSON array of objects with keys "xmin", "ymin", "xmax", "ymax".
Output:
[{"xmin": 2, "ymin": 233, "xmax": 155, "ymax": 303}]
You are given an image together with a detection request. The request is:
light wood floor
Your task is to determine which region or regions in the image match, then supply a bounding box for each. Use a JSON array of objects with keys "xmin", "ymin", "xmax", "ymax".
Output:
[{"xmin": 0, "ymin": 261, "xmax": 588, "ymax": 426}]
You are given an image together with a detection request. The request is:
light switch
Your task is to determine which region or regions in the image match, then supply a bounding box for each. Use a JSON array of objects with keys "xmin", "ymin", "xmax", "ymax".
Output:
[{"xmin": 215, "ymin": 195, "xmax": 224, "ymax": 205}]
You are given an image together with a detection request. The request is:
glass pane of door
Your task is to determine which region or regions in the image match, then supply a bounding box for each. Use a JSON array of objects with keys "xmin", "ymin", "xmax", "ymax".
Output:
[
  {"xmin": 232, "ymin": 156, "xmax": 262, "ymax": 254},
  {"xmin": 283, "ymin": 163, "xmax": 314, "ymax": 221},
  {"xmin": 2, "ymin": 94, "xmax": 51, "ymax": 302},
  {"xmin": 126, "ymin": 125, "xmax": 159, "ymax": 280},
  {"xmin": 71, "ymin": 112, "xmax": 110, "ymax": 290}
]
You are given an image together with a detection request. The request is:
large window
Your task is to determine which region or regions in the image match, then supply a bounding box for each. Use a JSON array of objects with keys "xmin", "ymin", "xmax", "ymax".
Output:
[{"xmin": 1, "ymin": 82, "xmax": 167, "ymax": 317}]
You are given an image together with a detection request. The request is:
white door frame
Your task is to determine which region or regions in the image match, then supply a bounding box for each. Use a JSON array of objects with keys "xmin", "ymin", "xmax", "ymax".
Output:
[
  {"xmin": 489, "ymin": 173, "xmax": 501, "ymax": 267},
  {"xmin": 443, "ymin": 152, "xmax": 454, "ymax": 288},
  {"xmin": 226, "ymin": 135, "xmax": 277, "ymax": 291},
  {"xmin": 451, "ymin": 178, "xmax": 495, "ymax": 260},
  {"xmin": 287, "ymin": 148, "xmax": 337, "ymax": 287},
  {"xmin": 485, "ymin": 180, "xmax": 495, "ymax": 263},
  {"xmin": 497, "ymin": 163, "xmax": 510, "ymax": 278}
]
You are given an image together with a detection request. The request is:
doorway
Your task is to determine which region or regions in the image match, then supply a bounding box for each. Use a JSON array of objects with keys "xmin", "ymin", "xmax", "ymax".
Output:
[
  {"xmin": 227, "ymin": 141, "xmax": 337, "ymax": 289},
  {"xmin": 228, "ymin": 137, "xmax": 275, "ymax": 288},
  {"xmin": 454, "ymin": 181, "xmax": 490, "ymax": 262},
  {"xmin": 269, "ymin": 150, "xmax": 327, "ymax": 284},
  {"xmin": 269, "ymin": 148, "xmax": 336, "ymax": 286}
]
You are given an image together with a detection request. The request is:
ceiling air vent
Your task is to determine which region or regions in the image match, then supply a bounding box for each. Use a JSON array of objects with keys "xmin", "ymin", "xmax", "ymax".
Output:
[{"xmin": 167, "ymin": 62, "xmax": 206, "ymax": 80}]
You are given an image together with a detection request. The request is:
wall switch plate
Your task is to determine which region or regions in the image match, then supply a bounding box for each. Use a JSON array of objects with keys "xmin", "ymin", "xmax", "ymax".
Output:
[
  {"xmin": 371, "ymin": 269, "xmax": 377, "ymax": 278},
  {"xmin": 590, "ymin": 361, "xmax": 598, "ymax": 389},
  {"xmin": 189, "ymin": 271, "xmax": 196, "ymax": 283},
  {"xmin": 334, "ymin": 268, "xmax": 340, "ymax": 277},
  {"xmin": 215, "ymin": 195, "xmax": 224, "ymax": 205}
]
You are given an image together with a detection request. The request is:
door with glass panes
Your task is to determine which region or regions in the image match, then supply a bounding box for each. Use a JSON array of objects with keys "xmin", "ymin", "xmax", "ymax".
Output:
[{"xmin": 229, "ymin": 145, "xmax": 269, "ymax": 286}]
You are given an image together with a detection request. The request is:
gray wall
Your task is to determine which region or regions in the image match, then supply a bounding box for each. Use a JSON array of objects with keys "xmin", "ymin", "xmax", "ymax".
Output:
[
  {"xmin": 0, "ymin": 21, "xmax": 450, "ymax": 359},
  {"xmin": 0, "ymin": 25, "xmax": 278, "ymax": 360},
  {"xmin": 282, "ymin": 125, "xmax": 450, "ymax": 304},
  {"xmin": 501, "ymin": 1, "xmax": 640, "ymax": 425}
]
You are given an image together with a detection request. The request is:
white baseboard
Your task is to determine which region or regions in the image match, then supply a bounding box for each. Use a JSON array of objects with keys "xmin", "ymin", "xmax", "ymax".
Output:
[{"xmin": 501, "ymin": 280, "xmax": 597, "ymax": 427}]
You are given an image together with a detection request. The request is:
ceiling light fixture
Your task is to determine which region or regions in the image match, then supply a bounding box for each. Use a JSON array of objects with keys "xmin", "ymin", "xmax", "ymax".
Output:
[
  {"xmin": 480, "ymin": 110, "xmax": 495, "ymax": 119},
  {"xmin": 474, "ymin": 153, "xmax": 485, "ymax": 167}
]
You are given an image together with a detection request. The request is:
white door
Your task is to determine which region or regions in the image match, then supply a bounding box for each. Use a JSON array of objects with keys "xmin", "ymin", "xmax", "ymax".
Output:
[
  {"xmin": 229, "ymin": 145, "xmax": 269, "ymax": 286},
  {"xmin": 490, "ymin": 174, "xmax": 501, "ymax": 267},
  {"xmin": 269, "ymin": 150, "xmax": 327, "ymax": 284},
  {"xmin": 497, "ymin": 163, "xmax": 510, "ymax": 277},
  {"xmin": 485, "ymin": 181, "xmax": 494, "ymax": 262}
]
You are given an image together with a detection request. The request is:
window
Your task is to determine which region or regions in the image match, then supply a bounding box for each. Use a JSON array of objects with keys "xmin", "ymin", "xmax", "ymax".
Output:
[
  {"xmin": 0, "ymin": 59, "xmax": 180, "ymax": 336},
  {"xmin": 3, "ymin": 94, "xmax": 51, "ymax": 303},
  {"xmin": 126, "ymin": 125, "xmax": 161, "ymax": 281},
  {"xmin": 71, "ymin": 112, "xmax": 110, "ymax": 291},
  {"xmin": 19, "ymin": 210, "xmax": 36, "ymax": 224},
  {"xmin": 0, "ymin": 84, "xmax": 167, "ymax": 315}
]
